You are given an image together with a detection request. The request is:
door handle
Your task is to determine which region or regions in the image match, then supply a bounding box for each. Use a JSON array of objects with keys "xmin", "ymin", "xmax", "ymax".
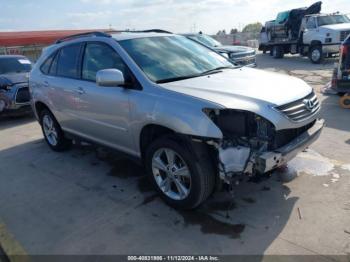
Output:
[{"xmin": 75, "ymin": 87, "xmax": 86, "ymax": 95}]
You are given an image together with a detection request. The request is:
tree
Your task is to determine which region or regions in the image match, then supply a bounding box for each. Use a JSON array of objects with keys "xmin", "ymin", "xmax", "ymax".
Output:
[
  {"xmin": 242, "ymin": 22, "xmax": 263, "ymax": 33},
  {"xmin": 230, "ymin": 28, "xmax": 238, "ymax": 34}
]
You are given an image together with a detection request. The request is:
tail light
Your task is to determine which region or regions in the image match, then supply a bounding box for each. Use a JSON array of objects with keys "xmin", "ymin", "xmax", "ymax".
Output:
[
  {"xmin": 331, "ymin": 72, "xmax": 337, "ymax": 88},
  {"xmin": 340, "ymin": 43, "xmax": 350, "ymax": 71}
]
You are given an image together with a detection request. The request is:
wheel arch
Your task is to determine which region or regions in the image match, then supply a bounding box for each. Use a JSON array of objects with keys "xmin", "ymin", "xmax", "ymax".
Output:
[
  {"xmin": 139, "ymin": 124, "xmax": 176, "ymax": 159},
  {"xmin": 34, "ymin": 101, "xmax": 51, "ymax": 119},
  {"xmin": 310, "ymin": 40, "xmax": 322, "ymax": 47}
]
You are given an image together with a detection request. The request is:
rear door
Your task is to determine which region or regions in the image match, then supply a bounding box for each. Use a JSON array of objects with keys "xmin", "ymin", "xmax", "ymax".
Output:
[
  {"xmin": 41, "ymin": 43, "xmax": 83, "ymax": 131},
  {"xmin": 72, "ymin": 42, "xmax": 136, "ymax": 153}
]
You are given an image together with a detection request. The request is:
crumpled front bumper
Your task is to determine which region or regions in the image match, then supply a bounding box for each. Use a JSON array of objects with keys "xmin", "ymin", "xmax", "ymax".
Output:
[
  {"xmin": 0, "ymin": 86, "xmax": 31, "ymax": 115},
  {"xmin": 254, "ymin": 119, "xmax": 325, "ymax": 173},
  {"xmin": 323, "ymin": 44, "xmax": 341, "ymax": 54}
]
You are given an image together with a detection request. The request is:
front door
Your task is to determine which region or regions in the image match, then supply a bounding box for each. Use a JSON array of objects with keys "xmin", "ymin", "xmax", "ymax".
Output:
[{"xmin": 73, "ymin": 42, "xmax": 136, "ymax": 153}]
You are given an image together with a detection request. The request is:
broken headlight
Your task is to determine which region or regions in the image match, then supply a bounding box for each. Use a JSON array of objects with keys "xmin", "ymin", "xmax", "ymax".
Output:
[{"xmin": 203, "ymin": 109, "xmax": 274, "ymax": 140}]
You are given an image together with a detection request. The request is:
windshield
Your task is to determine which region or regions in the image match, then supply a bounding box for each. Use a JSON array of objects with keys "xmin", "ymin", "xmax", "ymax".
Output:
[
  {"xmin": 0, "ymin": 57, "xmax": 32, "ymax": 74},
  {"xmin": 189, "ymin": 34, "xmax": 222, "ymax": 48},
  {"xmin": 317, "ymin": 15, "xmax": 350, "ymax": 26},
  {"xmin": 119, "ymin": 35, "xmax": 233, "ymax": 83}
]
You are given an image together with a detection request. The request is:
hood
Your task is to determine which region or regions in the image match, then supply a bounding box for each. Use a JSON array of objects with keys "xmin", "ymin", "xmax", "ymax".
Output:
[
  {"xmin": 159, "ymin": 67, "xmax": 312, "ymax": 108},
  {"xmin": 0, "ymin": 73, "xmax": 29, "ymax": 88},
  {"xmin": 320, "ymin": 23, "xmax": 350, "ymax": 31},
  {"xmin": 215, "ymin": 45, "xmax": 254, "ymax": 54}
]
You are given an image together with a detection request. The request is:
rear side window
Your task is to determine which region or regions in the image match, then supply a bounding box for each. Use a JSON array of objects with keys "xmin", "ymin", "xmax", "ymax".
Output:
[{"xmin": 56, "ymin": 44, "xmax": 81, "ymax": 78}]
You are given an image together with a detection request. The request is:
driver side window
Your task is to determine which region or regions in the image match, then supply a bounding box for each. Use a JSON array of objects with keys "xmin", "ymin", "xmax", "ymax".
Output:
[
  {"xmin": 306, "ymin": 18, "xmax": 316, "ymax": 29},
  {"xmin": 82, "ymin": 42, "xmax": 131, "ymax": 82}
]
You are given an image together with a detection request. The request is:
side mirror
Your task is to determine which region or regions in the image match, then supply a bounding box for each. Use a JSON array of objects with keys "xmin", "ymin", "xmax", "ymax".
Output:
[{"xmin": 96, "ymin": 69, "xmax": 125, "ymax": 87}]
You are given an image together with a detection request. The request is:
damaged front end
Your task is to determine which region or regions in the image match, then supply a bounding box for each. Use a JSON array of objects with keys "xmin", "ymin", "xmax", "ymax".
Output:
[
  {"xmin": 0, "ymin": 76, "xmax": 31, "ymax": 115},
  {"xmin": 203, "ymin": 109, "xmax": 324, "ymax": 184}
]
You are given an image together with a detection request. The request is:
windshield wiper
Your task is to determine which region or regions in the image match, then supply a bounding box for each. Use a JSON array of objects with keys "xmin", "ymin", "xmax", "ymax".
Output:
[
  {"xmin": 156, "ymin": 74, "xmax": 200, "ymax": 84},
  {"xmin": 156, "ymin": 67, "xmax": 234, "ymax": 84},
  {"xmin": 199, "ymin": 66, "xmax": 233, "ymax": 76}
]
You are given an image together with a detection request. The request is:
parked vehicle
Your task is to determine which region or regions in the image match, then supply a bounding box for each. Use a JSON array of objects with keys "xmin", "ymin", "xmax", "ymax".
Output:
[
  {"xmin": 0, "ymin": 55, "xmax": 32, "ymax": 116},
  {"xmin": 30, "ymin": 31, "xmax": 324, "ymax": 209},
  {"xmin": 183, "ymin": 33, "xmax": 256, "ymax": 67},
  {"xmin": 259, "ymin": 1, "xmax": 350, "ymax": 63},
  {"xmin": 331, "ymin": 34, "xmax": 350, "ymax": 108},
  {"xmin": 264, "ymin": 2, "xmax": 322, "ymax": 41}
]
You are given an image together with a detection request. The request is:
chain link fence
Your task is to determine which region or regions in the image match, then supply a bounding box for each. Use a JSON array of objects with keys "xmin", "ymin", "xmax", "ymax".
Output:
[
  {"xmin": 0, "ymin": 45, "xmax": 44, "ymax": 62},
  {"xmin": 212, "ymin": 32, "xmax": 260, "ymax": 48}
]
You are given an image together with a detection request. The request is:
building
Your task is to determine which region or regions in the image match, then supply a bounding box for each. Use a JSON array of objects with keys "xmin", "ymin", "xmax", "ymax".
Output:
[{"xmin": 0, "ymin": 29, "xmax": 110, "ymax": 62}]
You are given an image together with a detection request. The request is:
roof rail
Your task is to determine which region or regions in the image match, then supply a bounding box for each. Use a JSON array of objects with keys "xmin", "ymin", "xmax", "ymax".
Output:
[
  {"xmin": 140, "ymin": 29, "xmax": 173, "ymax": 34},
  {"xmin": 55, "ymin": 31, "xmax": 111, "ymax": 44},
  {"xmin": 121, "ymin": 29, "xmax": 173, "ymax": 34}
]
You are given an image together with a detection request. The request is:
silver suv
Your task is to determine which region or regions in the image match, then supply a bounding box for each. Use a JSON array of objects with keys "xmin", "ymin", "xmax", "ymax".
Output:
[{"xmin": 30, "ymin": 31, "xmax": 324, "ymax": 209}]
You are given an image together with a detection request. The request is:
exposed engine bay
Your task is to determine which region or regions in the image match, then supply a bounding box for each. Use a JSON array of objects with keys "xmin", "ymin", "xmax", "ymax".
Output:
[{"xmin": 203, "ymin": 109, "xmax": 318, "ymax": 184}]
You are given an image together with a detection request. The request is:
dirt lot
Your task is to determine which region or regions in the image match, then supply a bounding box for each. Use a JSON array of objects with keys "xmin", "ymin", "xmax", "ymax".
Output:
[{"xmin": 0, "ymin": 53, "xmax": 349, "ymax": 259}]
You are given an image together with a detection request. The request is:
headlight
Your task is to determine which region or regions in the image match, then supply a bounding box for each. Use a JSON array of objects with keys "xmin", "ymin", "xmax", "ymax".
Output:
[
  {"xmin": 203, "ymin": 109, "xmax": 249, "ymax": 137},
  {"xmin": 203, "ymin": 108, "xmax": 275, "ymax": 140}
]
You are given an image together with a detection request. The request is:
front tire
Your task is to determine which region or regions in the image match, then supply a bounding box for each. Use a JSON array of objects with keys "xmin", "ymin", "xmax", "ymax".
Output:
[
  {"xmin": 145, "ymin": 135, "xmax": 215, "ymax": 210},
  {"xmin": 309, "ymin": 45, "xmax": 323, "ymax": 64},
  {"xmin": 40, "ymin": 109, "xmax": 71, "ymax": 151}
]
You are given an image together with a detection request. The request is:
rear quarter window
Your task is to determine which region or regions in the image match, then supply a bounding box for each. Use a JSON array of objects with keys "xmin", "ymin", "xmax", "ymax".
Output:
[{"xmin": 40, "ymin": 53, "xmax": 55, "ymax": 75}]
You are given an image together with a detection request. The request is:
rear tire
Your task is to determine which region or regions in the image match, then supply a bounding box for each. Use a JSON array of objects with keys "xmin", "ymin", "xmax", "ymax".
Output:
[
  {"xmin": 145, "ymin": 135, "xmax": 215, "ymax": 210},
  {"xmin": 40, "ymin": 109, "xmax": 71, "ymax": 151},
  {"xmin": 272, "ymin": 46, "xmax": 284, "ymax": 59}
]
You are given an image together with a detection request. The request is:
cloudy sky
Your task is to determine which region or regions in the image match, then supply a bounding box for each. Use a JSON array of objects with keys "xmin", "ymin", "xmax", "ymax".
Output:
[{"xmin": 0, "ymin": 0, "xmax": 349, "ymax": 34}]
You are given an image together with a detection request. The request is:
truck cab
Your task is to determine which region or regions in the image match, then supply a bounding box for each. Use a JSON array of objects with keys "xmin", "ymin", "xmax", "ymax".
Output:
[
  {"xmin": 300, "ymin": 14, "xmax": 350, "ymax": 63},
  {"xmin": 260, "ymin": 10, "xmax": 350, "ymax": 64}
]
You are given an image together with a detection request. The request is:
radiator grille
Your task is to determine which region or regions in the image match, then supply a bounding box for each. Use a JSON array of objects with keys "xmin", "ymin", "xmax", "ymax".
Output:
[
  {"xmin": 275, "ymin": 92, "xmax": 320, "ymax": 122},
  {"xmin": 15, "ymin": 86, "xmax": 31, "ymax": 104}
]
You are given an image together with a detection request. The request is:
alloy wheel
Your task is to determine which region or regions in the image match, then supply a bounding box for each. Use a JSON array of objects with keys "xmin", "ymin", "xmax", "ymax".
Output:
[
  {"xmin": 152, "ymin": 148, "xmax": 191, "ymax": 201},
  {"xmin": 42, "ymin": 114, "xmax": 58, "ymax": 146},
  {"xmin": 311, "ymin": 49, "xmax": 321, "ymax": 62}
]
